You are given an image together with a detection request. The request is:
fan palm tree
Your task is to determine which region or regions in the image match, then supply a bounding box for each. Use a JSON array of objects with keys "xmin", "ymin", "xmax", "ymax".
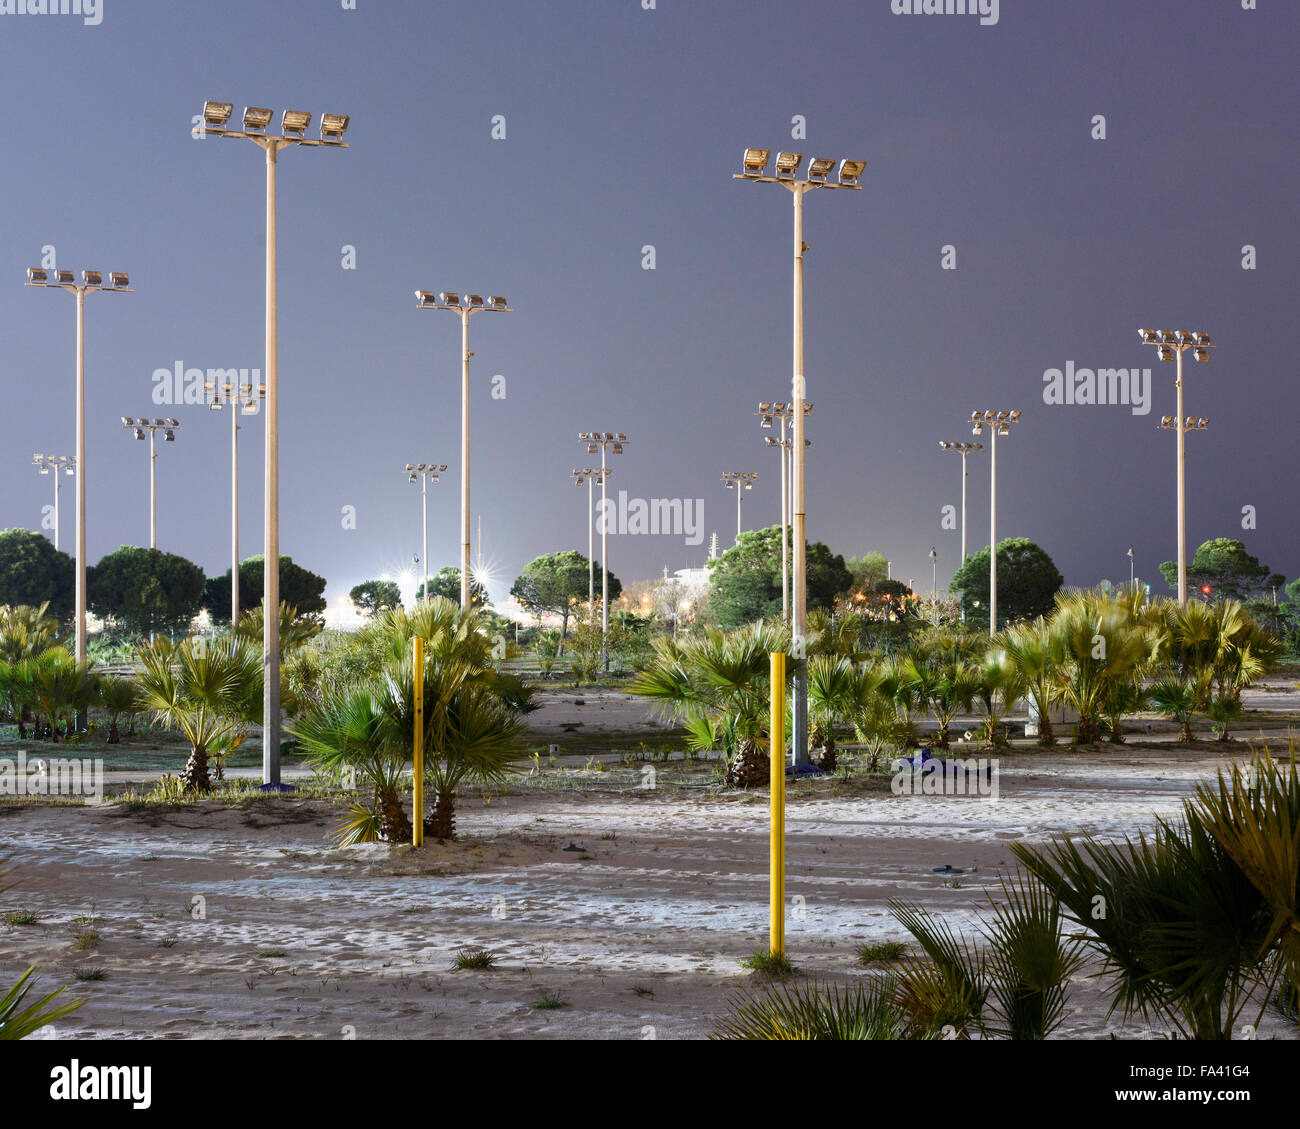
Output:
[
  {"xmin": 292, "ymin": 686, "xmax": 408, "ymax": 842},
  {"xmin": 631, "ymin": 621, "xmax": 786, "ymax": 787},
  {"xmin": 1013, "ymin": 811, "xmax": 1274, "ymax": 1040},
  {"xmin": 1050, "ymin": 592, "xmax": 1152, "ymax": 744},
  {"xmin": 135, "ymin": 637, "xmax": 263, "ymax": 792},
  {"xmin": 96, "ymin": 675, "xmax": 142, "ymax": 745},
  {"xmin": 972, "ymin": 647, "xmax": 1025, "ymax": 747},
  {"xmin": 234, "ymin": 601, "xmax": 322, "ymax": 656},
  {"xmin": 807, "ymin": 655, "xmax": 878, "ymax": 771},
  {"xmin": 0, "ymin": 602, "xmax": 62, "ymax": 664},
  {"xmin": 1003, "ymin": 618, "xmax": 1063, "ymax": 745},
  {"xmin": 1147, "ymin": 673, "xmax": 1209, "ymax": 743},
  {"xmin": 293, "ymin": 655, "xmax": 525, "ymax": 843}
]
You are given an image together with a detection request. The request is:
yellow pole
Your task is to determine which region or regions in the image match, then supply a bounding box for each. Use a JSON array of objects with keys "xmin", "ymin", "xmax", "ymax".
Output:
[
  {"xmin": 769, "ymin": 651, "xmax": 786, "ymax": 957},
  {"xmin": 412, "ymin": 635, "xmax": 424, "ymax": 847}
]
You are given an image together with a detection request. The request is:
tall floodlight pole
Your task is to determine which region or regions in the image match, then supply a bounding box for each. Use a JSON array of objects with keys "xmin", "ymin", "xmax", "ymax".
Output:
[
  {"xmin": 405, "ymin": 463, "xmax": 447, "ymax": 602},
  {"xmin": 415, "ymin": 292, "xmax": 511, "ymax": 608},
  {"xmin": 205, "ymin": 380, "xmax": 265, "ymax": 625},
  {"xmin": 121, "ymin": 418, "xmax": 181, "ymax": 549},
  {"xmin": 938, "ymin": 440, "xmax": 983, "ymax": 622},
  {"xmin": 734, "ymin": 149, "xmax": 864, "ymax": 766},
  {"xmin": 721, "ymin": 472, "xmax": 759, "ymax": 541},
  {"xmin": 969, "ymin": 411, "xmax": 1021, "ymax": 636},
  {"xmin": 1139, "ymin": 330, "xmax": 1214, "ymax": 608},
  {"xmin": 758, "ymin": 401, "xmax": 812, "ymax": 623},
  {"xmin": 929, "ymin": 546, "xmax": 938, "ymax": 625},
  {"xmin": 578, "ymin": 432, "xmax": 627, "ymax": 670},
  {"xmin": 33, "ymin": 454, "xmax": 75, "ymax": 552},
  {"xmin": 1127, "ymin": 545, "xmax": 1135, "ymax": 589},
  {"xmin": 25, "ymin": 268, "xmax": 132, "ymax": 676},
  {"xmin": 1157, "ymin": 410, "xmax": 1210, "ymax": 597},
  {"xmin": 572, "ymin": 467, "xmax": 611, "ymax": 608},
  {"xmin": 200, "ymin": 102, "xmax": 350, "ymax": 786}
]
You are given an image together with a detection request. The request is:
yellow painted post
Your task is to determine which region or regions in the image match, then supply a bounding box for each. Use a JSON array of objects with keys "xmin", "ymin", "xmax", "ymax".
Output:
[
  {"xmin": 412, "ymin": 635, "xmax": 424, "ymax": 847},
  {"xmin": 770, "ymin": 651, "xmax": 786, "ymax": 957}
]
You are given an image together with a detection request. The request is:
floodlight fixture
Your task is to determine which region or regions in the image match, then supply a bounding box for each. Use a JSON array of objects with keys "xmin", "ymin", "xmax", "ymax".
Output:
[
  {"xmin": 319, "ymin": 113, "xmax": 350, "ymax": 140},
  {"xmin": 742, "ymin": 148, "xmax": 770, "ymax": 173},
  {"xmin": 242, "ymin": 106, "xmax": 273, "ymax": 131},
  {"xmin": 775, "ymin": 151, "xmax": 803, "ymax": 176},
  {"xmin": 281, "ymin": 110, "xmax": 312, "ymax": 135},
  {"xmin": 203, "ymin": 101, "xmax": 234, "ymax": 127}
]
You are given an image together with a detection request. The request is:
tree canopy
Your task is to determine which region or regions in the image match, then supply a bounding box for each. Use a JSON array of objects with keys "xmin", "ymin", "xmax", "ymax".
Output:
[
  {"xmin": 510, "ymin": 551, "xmax": 619, "ymax": 638},
  {"xmin": 1159, "ymin": 538, "xmax": 1284, "ymax": 603},
  {"xmin": 416, "ymin": 566, "xmax": 486, "ymax": 607},
  {"xmin": 0, "ymin": 529, "xmax": 75, "ymax": 620},
  {"xmin": 706, "ymin": 526, "xmax": 852, "ymax": 629},
  {"xmin": 350, "ymin": 579, "xmax": 402, "ymax": 618},
  {"xmin": 202, "ymin": 555, "xmax": 327, "ymax": 624},
  {"xmin": 89, "ymin": 546, "xmax": 206, "ymax": 639},
  {"xmin": 846, "ymin": 552, "xmax": 890, "ymax": 593},
  {"xmin": 950, "ymin": 537, "xmax": 1063, "ymax": 629}
]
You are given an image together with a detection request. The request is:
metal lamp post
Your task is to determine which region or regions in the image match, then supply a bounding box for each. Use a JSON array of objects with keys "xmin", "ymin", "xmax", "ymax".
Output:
[
  {"xmin": 33, "ymin": 454, "xmax": 75, "ymax": 551},
  {"xmin": 406, "ymin": 463, "xmax": 447, "ymax": 602},
  {"xmin": 204, "ymin": 380, "xmax": 265, "ymax": 626},
  {"xmin": 25, "ymin": 267, "xmax": 133, "ymax": 672},
  {"xmin": 120, "ymin": 418, "xmax": 180, "ymax": 549},
  {"xmin": 969, "ymin": 410, "xmax": 1021, "ymax": 637},
  {"xmin": 759, "ymin": 402, "xmax": 812, "ymax": 625},
  {"xmin": 938, "ymin": 440, "xmax": 983, "ymax": 622},
  {"xmin": 199, "ymin": 102, "xmax": 350, "ymax": 788},
  {"xmin": 578, "ymin": 432, "xmax": 626, "ymax": 670},
  {"xmin": 721, "ymin": 471, "xmax": 758, "ymax": 541},
  {"xmin": 1139, "ymin": 329, "xmax": 1214, "ymax": 608},
  {"xmin": 415, "ymin": 292, "xmax": 511, "ymax": 609},
  {"xmin": 734, "ymin": 148, "xmax": 864, "ymax": 766},
  {"xmin": 1158, "ymin": 411, "xmax": 1210, "ymax": 600},
  {"xmin": 929, "ymin": 546, "xmax": 938, "ymax": 625},
  {"xmin": 572, "ymin": 467, "xmax": 611, "ymax": 608}
]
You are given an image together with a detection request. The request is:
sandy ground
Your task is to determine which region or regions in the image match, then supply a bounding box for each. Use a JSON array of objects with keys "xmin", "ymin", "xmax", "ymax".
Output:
[{"xmin": 3, "ymin": 729, "xmax": 1298, "ymax": 1040}]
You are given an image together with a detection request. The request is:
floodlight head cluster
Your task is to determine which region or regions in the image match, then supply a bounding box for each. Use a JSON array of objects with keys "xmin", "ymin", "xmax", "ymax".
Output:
[
  {"xmin": 202, "ymin": 101, "xmax": 349, "ymax": 144},
  {"xmin": 938, "ymin": 441, "xmax": 984, "ymax": 454},
  {"xmin": 405, "ymin": 461, "xmax": 448, "ymax": 482},
  {"xmin": 578, "ymin": 432, "xmax": 628, "ymax": 455},
  {"xmin": 736, "ymin": 148, "xmax": 865, "ymax": 188},
  {"xmin": 33, "ymin": 453, "xmax": 75, "ymax": 475},
  {"xmin": 722, "ymin": 471, "xmax": 758, "ymax": 490},
  {"xmin": 416, "ymin": 290, "xmax": 509, "ymax": 311},
  {"xmin": 1140, "ymin": 328, "xmax": 1213, "ymax": 364},
  {"xmin": 122, "ymin": 417, "xmax": 180, "ymax": 441},
  {"xmin": 27, "ymin": 266, "xmax": 130, "ymax": 290},
  {"xmin": 969, "ymin": 409, "xmax": 1021, "ymax": 437},
  {"xmin": 571, "ymin": 466, "xmax": 611, "ymax": 487},
  {"xmin": 1158, "ymin": 416, "xmax": 1210, "ymax": 431},
  {"xmin": 755, "ymin": 400, "xmax": 812, "ymax": 428}
]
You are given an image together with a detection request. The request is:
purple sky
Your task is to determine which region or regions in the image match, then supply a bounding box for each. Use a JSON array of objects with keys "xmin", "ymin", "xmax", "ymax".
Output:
[{"xmin": 2, "ymin": 0, "xmax": 1296, "ymax": 614}]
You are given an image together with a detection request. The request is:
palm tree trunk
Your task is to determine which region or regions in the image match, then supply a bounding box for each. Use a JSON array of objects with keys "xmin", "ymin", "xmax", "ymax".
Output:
[
  {"xmin": 377, "ymin": 785, "xmax": 412, "ymax": 842},
  {"xmin": 426, "ymin": 790, "xmax": 456, "ymax": 841},
  {"xmin": 182, "ymin": 744, "xmax": 211, "ymax": 793},
  {"xmin": 725, "ymin": 737, "xmax": 770, "ymax": 789}
]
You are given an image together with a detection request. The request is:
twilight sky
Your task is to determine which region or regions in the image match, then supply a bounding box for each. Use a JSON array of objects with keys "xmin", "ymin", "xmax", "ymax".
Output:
[{"xmin": 2, "ymin": 0, "xmax": 1296, "ymax": 617}]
